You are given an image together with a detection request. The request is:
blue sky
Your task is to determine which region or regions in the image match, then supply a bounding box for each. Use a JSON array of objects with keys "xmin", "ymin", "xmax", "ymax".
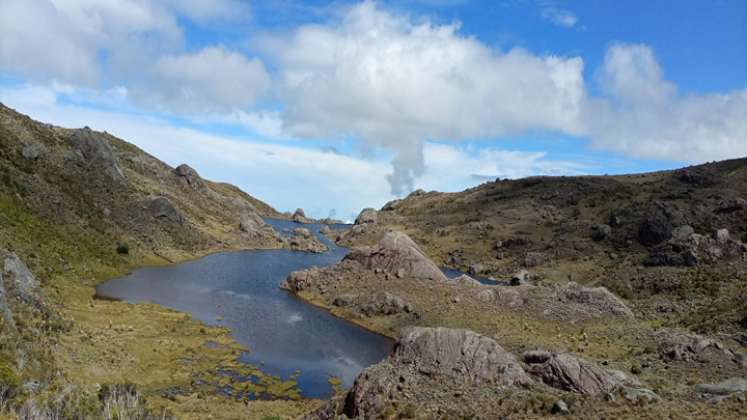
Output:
[{"xmin": 0, "ymin": 0, "xmax": 745, "ymax": 221}]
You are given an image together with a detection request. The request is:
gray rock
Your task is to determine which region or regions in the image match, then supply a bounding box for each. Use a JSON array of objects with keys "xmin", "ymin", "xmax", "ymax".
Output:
[
  {"xmin": 319, "ymin": 225, "xmax": 332, "ymax": 235},
  {"xmin": 360, "ymin": 292, "xmax": 412, "ymax": 316},
  {"xmin": 551, "ymin": 400, "xmax": 569, "ymax": 415},
  {"xmin": 554, "ymin": 282, "xmax": 634, "ymax": 318},
  {"xmin": 524, "ymin": 351, "xmax": 627, "ymax": 395},
  {"xmin": 146, "ymin": 197, "xmax": 182, "ymax": 224},
  {"xmin": 332, "ymin": 294, "xmax": 356, "ymax": 307},
  {"xmin": 21, "ymin": 143, "xmax": 44, "ymax": 160},
  {"xmin": 239, "ymin": 212, "xmax": 265, "ymax": 233},
  {"xmin": 694, "ymin": 378, "xmax": 747, "ymax": 396},
  {"xmin": 288, "ymin": 228, "xmax": 327, "ymax": 253},
  {"xmin": 393, "ymin": 327, "xmax": 532, "ymax": 386},
  {"xmin": 454, "ymin": 274, "xmax": 482, "ymax": 287},
  {"xmin": 345, "ymin": 232, "xmax": 447, "ymax": 282},
  {"xmin": 511, "ymin": 269, "xmax": 529, "ymax": 286},
  {"xmin": 292, "ymin": 208, "xmax": 312, "ymax": 223},
  {"xmin": 354, "ymin": 208, "xmax": 378, "ymax": 225},
  {"xmin": 468, "ymin": 264, "xmax": 484, "ymax": 276},
  {"xmin": 714, "ymin": 228, "xmax": 731, "ymax": 244},
  {"xmin": 524, "ymin": 252, "xmax": 547, "ymax": 268},
  {"xmin": 622, "ymin": 387, "xmax": 661, "ymax": 404},
  {"xmin": 671, "ymin": 225, "xmax": 695, "ymax": 242},
  {"xmin": 174, "ymin": 164, "xmax": 202, "ymax": 188},
  {"xmin": 717, "ymin": 198, "xmax": 747, "ymax": 213},
  {"xmin": 71, "ymin": 128, "xmax": 126, "ymax": 183},
  {"xmin": 591, "ymin": 224, "xmax": 612, "ymax": 241}
]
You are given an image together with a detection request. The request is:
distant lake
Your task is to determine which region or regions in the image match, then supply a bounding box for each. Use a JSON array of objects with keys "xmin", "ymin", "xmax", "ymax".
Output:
[{"xmin": 96, "ymin": 218, "xmax": 393, "ymax": 399}]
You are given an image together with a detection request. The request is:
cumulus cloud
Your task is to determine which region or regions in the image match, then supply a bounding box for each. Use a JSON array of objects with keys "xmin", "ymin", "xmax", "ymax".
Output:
[
  {"xmin": 539, "ymin": 1, "xmax": 579, "ymax": 28},
  {"xmin": 263, "ymin": 1, "xmax": 585, "ymax": 194},
  {"xmin": 137, "ymin": 47, "xmax": 271, "ymax": 113},
  {"xmin": 0, "ymin": 0, "xmax": 263, "ymax": 112},
  {"xmin": 584, "ymin": 43, "xmax": 747, "ymax": 161}
]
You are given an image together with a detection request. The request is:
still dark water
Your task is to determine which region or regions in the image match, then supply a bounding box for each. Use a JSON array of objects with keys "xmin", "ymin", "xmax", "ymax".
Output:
[{"xmin": 96, "ymin": 219, "xmax": 393, "ymax": 399}]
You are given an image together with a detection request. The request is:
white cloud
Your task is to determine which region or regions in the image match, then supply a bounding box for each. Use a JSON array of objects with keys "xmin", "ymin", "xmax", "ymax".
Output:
[
  {"xmin": 263, "ymin": 1, "xmax": 585, "ymax": 194},
  {"xmin": 584, "ymin": 43, "xmax": 747, "ymax": 162},
  {"xmin": 539, "ymin": 2, "xmax": 579, "ymax": 28},
  {"xmin": 138, "ymin": 47, "xmax": 271, "ymax": 113}
]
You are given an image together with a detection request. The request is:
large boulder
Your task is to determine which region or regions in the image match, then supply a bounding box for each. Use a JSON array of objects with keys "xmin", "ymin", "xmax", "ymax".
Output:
[
  {"xmin": 70, "ymin": 128, "xmax": 126, "ymax": 183},
  {"xmin": 522, "ymin": 351, "xmax": 627, "ymax": 395},
  {"xmin": 359, "ymin": 292, "xmax": 413, "ymax": 316},
  {"xmin": 292, "ymin": 208, "xmax": 312, "ymax": 223},
  {"xmin": 145, "ymin": 197, "xmax": 183, "ymax": 224},
  {"xmin": 239, "ymin": 212, "xmax": 265, "ymax": 233},
  {"xmin": 345, "ymin": 232, "xmax": 447, "ymax": 281},
  {"xmin": 288, "ymin": 228, "xmax": 327, "ymax": 253},
  {"xmin": 392, "ymin": 327, "xmax": 531, "ymax": 385},
  {"xmin": 354, "ymin": 208, "xmax": 378, "ymax": 225},
  {"xmin": 21, "ymin": 143, "xmax": 44, "ymax": 161},
  {"xmin": 174, "ymin": 164, "xmax": 202, "ymax": 188},
  {"xmin": 335, "ymin": 327, "xmax": 531, "ymax": 419}
]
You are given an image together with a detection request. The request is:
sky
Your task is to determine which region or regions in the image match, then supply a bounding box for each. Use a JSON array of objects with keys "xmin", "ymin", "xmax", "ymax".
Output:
[{"xmin": 0, "ymin": 0, "xmax": 745, "ymax": 221}]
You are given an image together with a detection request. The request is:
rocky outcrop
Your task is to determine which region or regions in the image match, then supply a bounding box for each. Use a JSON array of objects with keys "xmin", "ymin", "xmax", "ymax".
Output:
[
  {"xmin": 174, "ymin": 164, "xmax": 203, "ymax": 188},
  {"xmin": 292, "ymin": 208, "xmax": 312, "ymax": 224},
  {"xmin": 21, "ymin": 143, "xmax": 44, "ymax": 161},
  {"xmin": 145, "ymin": 197, "xmax": 183, "ymax": 224},
  {"xmin": 359, "ymin": 292, "xmax": 413, "ymax": 316},
  {"xmin": 645, "ymin": 228, "xmax": 747, "ymax": 267},
  {"xmin": 288, "ymin": 227, "xmax": 327, "ymax": 253},
  {"xmin": 354, "ymin": 208, "xmax": 377, "ymax": 225},
  {"xmin": 468, "ymin": 281, "xmax": 632, "ymax": 321},
  {"xmin": 345, "ymin": 232, "xmax": 447, "ymax": 281},
  {"xmin": 70, "ymin": 127, "xmax": 126, "ymax": 184},
  {"xmin": 591, "ymin": 224, "xmax": 612, "ymax": 241},
  {"xmin": 329, "ymin": 327, "xmax": 531, "ymax": 419},
  {"xmin": 239, "ymin": 212, "xmax": 265, "ymax": 233},
  {"xmin": 0, "ymin": 251, "xmax": 44, "ymax": 329},
  {"xmin": 523, "ymin": 350, "xmax": 626, "ymax": 395},
  {"xmin": 651, "ymin": 329, "xmax": 736, "ymax": 364},
  {"xmin": 694, "ymin": 378, "xmax": 747, "ymax": 396}
]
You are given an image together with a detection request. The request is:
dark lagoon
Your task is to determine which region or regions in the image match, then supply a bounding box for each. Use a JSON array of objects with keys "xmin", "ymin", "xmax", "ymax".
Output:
[{"xmin": 96, "ymin": 219, "xmax": 394, "ymax": 399}]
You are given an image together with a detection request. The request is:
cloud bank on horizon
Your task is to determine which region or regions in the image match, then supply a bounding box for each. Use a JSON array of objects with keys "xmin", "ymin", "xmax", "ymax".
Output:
[{"xmin": 0, "ymin": 0, "xmax": 745, "ymax": 218}]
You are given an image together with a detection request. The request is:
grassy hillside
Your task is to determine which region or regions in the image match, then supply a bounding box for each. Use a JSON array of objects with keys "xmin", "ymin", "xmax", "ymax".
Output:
[{"xmin": 0, "ymin": 104, "xmax": 317, "ymax": 418}]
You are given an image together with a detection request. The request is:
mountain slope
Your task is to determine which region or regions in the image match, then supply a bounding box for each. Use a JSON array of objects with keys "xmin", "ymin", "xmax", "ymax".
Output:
[{"xmin": 0, "ymin": 104, "xmax": 318, "ymax": 418}]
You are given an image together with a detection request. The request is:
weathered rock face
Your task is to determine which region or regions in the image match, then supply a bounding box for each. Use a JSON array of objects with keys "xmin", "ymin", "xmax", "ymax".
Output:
[
  {"xmin": 174, "ymin": 164, "xmax": 202, "ymax": 188},
  {"xmin": 471, "ymin": 281, "xmax": 632, "ymax": 321},
  {"xmin": 145, "ymin": 197, "xmax": 183, "ymax": 224},
  {"xmin": 553, "ymin": 282, "xmax": 634, "ymax": 318},
  {"xmin": 345, "ymin": 232, "xmax": 447, "ymax": 281},
  {"xmin": 0, "ymin": 251, "xmax": 44, "ymax": 329},
  {"xmin": 239, "ymin": 212, "xmax": 265, "ymax": 233},
  {"xmin": 523, "ymin": 351, "xmax": 626, "ymax": 395},
  {"xmin": 354, "ymin": 208, "xmax": 378, "ymax": 225},
  {"xmin": 292, "ymin": 208, "xmax": 312, "ymax": 223},
  {"xmin": 288, "ymin": 228, "xmax": 327, "ymax": 253},
  {"xmin": 651, "ymin": 329, "xmax": 733, "ymax": 364},
  {"xmin": 717, "ymin": 198, "xmax": 747, "ymax": 213},
  {"xmin": 393, "ymin": 327, "xmax": 531, "ymax": 385},
  {"xmin": 332, "ymin": 327, "xmax": 531, "ymax": 419},
  {"xmin": 70, "ymin": 128, "xmax": 126, "ymax": 184},
  {"xmin": 359, "ymin": 292, "xmax": 413, "ymax": 316},
  {"xmin": 694, "ymin": 378, "xmax": 747, "ymax": 396},
  {"xmin": 645, "ymin": 228, "xmax": 746, "ymax": 267},
  {"xmin": 22, "ymin": 143, "xmax": 44, "ymax": 160}
]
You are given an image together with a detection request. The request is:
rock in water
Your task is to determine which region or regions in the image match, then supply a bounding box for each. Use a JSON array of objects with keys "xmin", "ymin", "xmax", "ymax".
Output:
[
  {"xmin": 354, "ymin": 208, "xmax": 378, "ymax": 225},
  {"xmin": 292, "ymin": 208, "xmax": 312, "ymax": 223},
  {"xmin": 345, "ymin": 231, "xmax": 447, "ymax": 281}
]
